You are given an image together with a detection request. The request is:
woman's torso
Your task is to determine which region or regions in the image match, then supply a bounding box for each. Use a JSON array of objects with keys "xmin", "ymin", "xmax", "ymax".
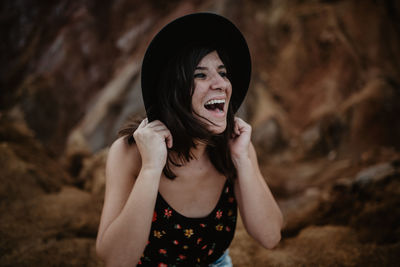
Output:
[
  {"xmin": 158, "ymin": 160, "xmax": 228, "ymax": 218},
  {"xmin": 137, "ymin": 161, "xmax": 238, "ymax": 266}
]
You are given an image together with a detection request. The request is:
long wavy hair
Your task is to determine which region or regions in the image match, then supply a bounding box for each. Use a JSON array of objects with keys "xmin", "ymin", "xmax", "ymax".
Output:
[{"xmin": 119, "ymin": 45, "xmax": 237, "ymax": 180}]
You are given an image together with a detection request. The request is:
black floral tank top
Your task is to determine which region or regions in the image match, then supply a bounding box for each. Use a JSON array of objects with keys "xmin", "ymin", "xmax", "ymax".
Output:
[{"xmin": 137, "ymin": 179, "xmax": 237, "ymax": 266}]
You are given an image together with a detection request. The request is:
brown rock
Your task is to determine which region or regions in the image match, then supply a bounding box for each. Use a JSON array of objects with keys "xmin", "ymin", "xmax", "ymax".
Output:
[
  {"xmin": 315, "ymin": 160, "xmax": 400, "ymax": 244},
  {"xmin": 253, "ymin": 117, "xmax": 286, "ymax": 155},
  {"xmin": 0, "ymin": 116, "xmax": 102, "ymax": 266},
  {"xmin": 0, "ymin": 118, "xmax": 70, "ymax": 203},
  {"xmin": 28, "ymin": 186, "xmax": 101, "ymax": 239},
  {"xmin": 2, "ymin": 237, "xmax": 103, "ymax": 267},
  {"xmin": 254, "ymin": 225, "xmax": 398, "ymax": 267}
]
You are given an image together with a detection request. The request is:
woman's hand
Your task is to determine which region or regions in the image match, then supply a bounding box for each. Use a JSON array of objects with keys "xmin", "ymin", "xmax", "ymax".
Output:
[
  {"xmin": 133, "ymin": 118, "xmax": 173, "ymax": 171},
  {"xmin": 229, "ymin": 117, "xmax": 252, "ymax": 165}
]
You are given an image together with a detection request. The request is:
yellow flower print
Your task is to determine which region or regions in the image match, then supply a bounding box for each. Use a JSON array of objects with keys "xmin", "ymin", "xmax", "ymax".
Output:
[
  {"xmin": 184, "ymin": 229, "xmax": 194, "ymax": 238},
  {"xmin": 216, "ymin": 224, "xmax": 224, "ymax": 231},
  {"xmin": 153, "ymin": 230, "xmax": 166, "ymax": 239}
]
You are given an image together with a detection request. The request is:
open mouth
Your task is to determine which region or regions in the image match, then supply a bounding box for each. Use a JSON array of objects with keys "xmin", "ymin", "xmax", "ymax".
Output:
[{"xmin": 204, "ymin": 99, "xmax": 225, "ymax": 112}]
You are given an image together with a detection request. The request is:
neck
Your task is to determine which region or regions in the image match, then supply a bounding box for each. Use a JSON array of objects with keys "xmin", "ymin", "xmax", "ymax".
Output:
[
  {"xmin": 190, "ymin": 139, "xmax": 208, "ymax": 161},
  {"xmin": 168, "ymin": 139, "xmax": 208, "ymax": 169}
]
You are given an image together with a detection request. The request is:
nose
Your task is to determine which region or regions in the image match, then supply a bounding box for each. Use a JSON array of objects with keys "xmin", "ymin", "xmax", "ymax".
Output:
[{"xmin": 210, "ymin": 73, "xmax": 227, "ymax": 91}]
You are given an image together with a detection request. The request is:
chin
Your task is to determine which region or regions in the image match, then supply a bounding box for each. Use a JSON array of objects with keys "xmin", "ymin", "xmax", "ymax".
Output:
[
  {"xmin": 208, "ymin": 123, "xmax": 227, "ymax": 134},
  {"xmin": 193, "ymin": 110, "xmax": 227, "ymax": 134}
]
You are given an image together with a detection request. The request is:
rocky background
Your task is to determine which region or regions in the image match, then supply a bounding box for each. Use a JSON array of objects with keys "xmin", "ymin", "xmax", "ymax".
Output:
[{"xmin": 1, "ymin": 0, "xmax": 400, "ymax": 266}]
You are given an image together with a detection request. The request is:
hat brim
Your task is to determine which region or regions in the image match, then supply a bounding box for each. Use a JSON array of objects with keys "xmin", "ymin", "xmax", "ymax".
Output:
[{"xmin": 141, "ymin": 12, "xmax": 251, "ymax": 121}]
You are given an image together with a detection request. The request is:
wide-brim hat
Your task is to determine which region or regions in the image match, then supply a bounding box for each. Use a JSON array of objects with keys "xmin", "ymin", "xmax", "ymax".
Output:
[{"xmin": 141, "ymin": 12, "xmax": 251, "ymax": 121}]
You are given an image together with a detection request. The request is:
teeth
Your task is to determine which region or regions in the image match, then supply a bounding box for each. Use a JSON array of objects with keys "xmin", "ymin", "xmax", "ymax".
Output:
[{"xmin": 205, "ymin": 99, "xmax": 225, "ymax": 105}]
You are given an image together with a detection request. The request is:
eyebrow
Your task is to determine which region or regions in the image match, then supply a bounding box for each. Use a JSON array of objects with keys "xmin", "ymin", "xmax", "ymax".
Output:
[{"xmin": 195, "ymin": 65, "xmax": 226, "ymax": 70}]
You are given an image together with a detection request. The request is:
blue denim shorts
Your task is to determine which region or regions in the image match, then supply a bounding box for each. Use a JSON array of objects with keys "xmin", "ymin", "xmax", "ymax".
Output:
[{"xmin": 209, "ymin": 250, "xmax": 232, "ymax": 267}]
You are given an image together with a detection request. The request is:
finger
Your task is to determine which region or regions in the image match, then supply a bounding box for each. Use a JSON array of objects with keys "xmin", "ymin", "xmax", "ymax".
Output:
[
  {"xmin": 146, "ymin": 120, "xmax": 172, "ymax": 148},
  {"xmin": 147, "ymin": 120, "xmax": 166, "ymax": 129},
  {"xmin": 234, "ymin": 119, "xmax": 241, "ymax": 136},
  {"xmin": 163, "ymin": 130, "xmax": 173, "ymax": 149},
  {"xmin": 235, "ymin": 117, "xmax": 251, "ymax": 133},
  {"xmin": 152, "ymin": 128, "xmax": 173, "ymax": 148},
  {"xmin": 138, "ymin": 118, "xmax": 147, "ymax": 129},
  {"xmin": 152, "ymin": 126, "xmax": 170, "ymax": 132},
  {"xmin": 234, "ymin": 117, "xmax": 245, "ymax": 127}
]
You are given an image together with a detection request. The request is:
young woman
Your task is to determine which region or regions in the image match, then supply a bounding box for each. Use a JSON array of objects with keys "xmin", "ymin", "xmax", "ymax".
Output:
[{"xmin": 96, "ymin": 13, "xmax": 283, "ymax": 267}]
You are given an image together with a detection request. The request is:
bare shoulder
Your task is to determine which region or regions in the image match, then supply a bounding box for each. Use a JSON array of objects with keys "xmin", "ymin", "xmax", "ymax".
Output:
[{"xmin": 107, "ymin": 136, "xmax": 142, "ymax": 179}]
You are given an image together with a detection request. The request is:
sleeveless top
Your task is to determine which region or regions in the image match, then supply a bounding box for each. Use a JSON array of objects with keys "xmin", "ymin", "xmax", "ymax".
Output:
[{"xmin": 137, "ymin": 179, "xmax": 238, "ymax": 266}]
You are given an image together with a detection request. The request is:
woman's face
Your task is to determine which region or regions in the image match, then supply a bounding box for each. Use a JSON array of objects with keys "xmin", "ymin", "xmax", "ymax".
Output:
[{"xmin": 191, "ymin": 51, "xmax": 232, "ymax": 134}]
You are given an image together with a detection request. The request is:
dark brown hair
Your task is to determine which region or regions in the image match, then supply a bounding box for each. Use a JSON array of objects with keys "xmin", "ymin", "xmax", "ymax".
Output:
[{"xmin": 119, "ymin": 46, "xmax": 237, "ymax": 179}]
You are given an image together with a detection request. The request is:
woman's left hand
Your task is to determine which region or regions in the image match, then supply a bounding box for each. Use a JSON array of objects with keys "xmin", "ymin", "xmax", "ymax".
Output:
[{"xmin": 229, "ymin": 117, "xmax": 252, "ymax": 163}]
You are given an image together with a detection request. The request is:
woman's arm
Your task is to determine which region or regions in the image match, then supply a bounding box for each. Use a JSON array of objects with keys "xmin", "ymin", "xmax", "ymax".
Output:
[
  {"xmin": 96, "ymin": 119, "xmax": 172, "ymax": 266},
  {"xmin": 230, "ymin": 118, "xmax": 283, "ymax": 249}
]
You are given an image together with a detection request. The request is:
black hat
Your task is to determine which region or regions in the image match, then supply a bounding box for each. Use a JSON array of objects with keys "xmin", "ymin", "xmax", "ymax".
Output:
[{"xmin": 141, "ymin": 12, "xmax": 251, "ymax": 121}]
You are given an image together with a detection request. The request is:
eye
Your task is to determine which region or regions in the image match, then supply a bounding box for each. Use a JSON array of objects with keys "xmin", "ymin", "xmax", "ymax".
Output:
[
  {"xmin": 194, "ymin": 73, "xmax": 206, "ymax": 79},
  {"xmin": 219, "ymin": 71, "xmax": 227, "ymax": 78}
]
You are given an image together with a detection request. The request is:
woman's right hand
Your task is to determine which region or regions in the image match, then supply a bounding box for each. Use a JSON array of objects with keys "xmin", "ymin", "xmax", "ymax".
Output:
[{"xmin": 133, "ymin": 118, "xmax": 173, "ymax": 171}]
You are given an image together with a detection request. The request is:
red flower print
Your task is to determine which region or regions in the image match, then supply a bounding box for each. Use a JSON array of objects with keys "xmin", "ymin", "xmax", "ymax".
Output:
[
  {"xmin": 225, "ymin": 187, "xmax": 229, "ymax": 193},
  {"xmin": 152, "ymin": 211, "xmax": 157, "ymax": 222},
  {"xmin": 174, "ymin": 224, "xmax": 181, "ymax": 229},
  {"xmin": 216, "ymin": 210, "xmax": 223, "ymax": 219},
  {"xmin": 178, "ymin": 254, "xmax": 186, "ymax": 260},
  {"xmin": 200, "ymin": 223, "xmax": 206, "ymax": 228},
  {"xmin": 226, "ymin": 226, "xmax": 231, "ymax": 232},
  {"xmin": 208, "ymin": 249, "xmax": 214, "ymax": 256},
  {"xmin": 158, "ymin": 263, "xmax": 167, "ymax": 267},
  {"xmin": 202, "ymin": 245, "xmax": 207, "ymax": 250},
  {"xmin": 197, "ymin": 238, "xmax": 202, "ymax": 244},
  {"xmin": 164, "ymin": 208, "xmax": 172, "ymax": 219},
  {"xmin": 173, "ymin": 240, "xmax": 179, "ymax": 245},
  {"xmin": 159, "ymin": 249, "xmax": 167, "ymax": 255}
]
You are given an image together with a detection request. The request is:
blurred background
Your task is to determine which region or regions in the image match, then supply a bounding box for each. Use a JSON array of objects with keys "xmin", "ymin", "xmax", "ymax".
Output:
[{"xmin": 1, "ymin": 0, "xmax": 400, "ymax": 266}]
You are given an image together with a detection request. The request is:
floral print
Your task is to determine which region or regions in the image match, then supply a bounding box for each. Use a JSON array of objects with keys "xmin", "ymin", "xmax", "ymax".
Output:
[
  {"xmin": 216, "ymin": 210, "xmax": 223, "ymax": 219},
  {"xmin": 164, "ymin": 208, "xmax": 172, "ymax": 219},
  {"xmin": 184, "ymin": 229, "xmax": 194, "ymax": 238},
  {"xmin": 215, "ymin": 224, "xmax": 224, "ymax": 231},
  {"xmin": 138, "ymin": 180, "xmax": 237, "ymax": 266},
  {"xmin": 153, "ymin": 211, "xmax": 157, "ymax": 222}
]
